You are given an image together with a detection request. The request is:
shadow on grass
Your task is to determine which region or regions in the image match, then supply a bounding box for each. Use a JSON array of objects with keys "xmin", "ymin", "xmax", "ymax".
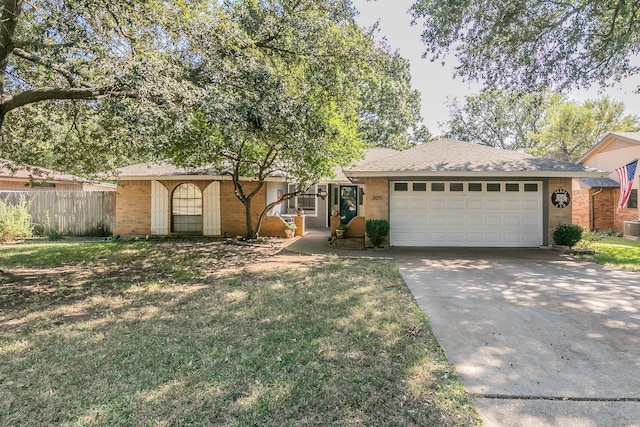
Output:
[{"xmin": 0, "ymin": 251, "xmax": 478, "ymax": 426}]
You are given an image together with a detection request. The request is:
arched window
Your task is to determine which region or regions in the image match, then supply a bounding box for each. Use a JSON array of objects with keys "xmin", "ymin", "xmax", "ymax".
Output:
[{"xmin": 172, "ymin": 183, "xmax": 202, "ymax": 233}]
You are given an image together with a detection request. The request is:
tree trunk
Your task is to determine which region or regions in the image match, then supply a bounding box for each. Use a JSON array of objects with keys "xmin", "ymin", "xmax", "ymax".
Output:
[{"xmin": 243, "ymin": 196, "xmax": 254, "ymax": 240}]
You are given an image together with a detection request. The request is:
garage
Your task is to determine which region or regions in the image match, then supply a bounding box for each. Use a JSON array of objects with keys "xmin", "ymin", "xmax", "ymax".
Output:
[
  {"xmin": 343, "ymin": 139, "xmax": 604, "ymax": 248},
  {"xmin": 390, "ymin": 181, "xmax": 543, "ymax": 247}
]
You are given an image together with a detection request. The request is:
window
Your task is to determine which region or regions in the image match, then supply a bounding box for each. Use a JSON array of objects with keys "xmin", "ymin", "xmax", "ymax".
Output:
[
  {"xmin": 413, "ymin": 182, "xmax": 427, "ymax": 192},
  {"xmin": 487, "ymin": 183, "xmax": 501, "ymax": 192},
  {"xmin": 506, "ymin": 183, "xmax": 520, "ymax": 192},
  {"xmin": 431, "ymin": 182, "xmax": 445, "ymax": 191},
  {"xmin": 172, "ymin": 183, "xmax": 202, "ymax": 233},
  {"xmin": 394, "ymin": 182, "xmax": 408, "ymax": 191},
  {"xmin": 628, "ymin": 189, "xmax": 638, "ymax": 209},
  {"xmin": 289, "ymin": 185, "xmax": 317, "ymax": 215},
  {"xmin": 450, "ymin": 183, "xmax": 464, "ymax": 192},
  {"xmin": 524, "ymin": 183, "xmax": 539, "ymax": 192},
  {"xmin": 469, "ymin": 183, "xmax": 482, "ymax": 192}
]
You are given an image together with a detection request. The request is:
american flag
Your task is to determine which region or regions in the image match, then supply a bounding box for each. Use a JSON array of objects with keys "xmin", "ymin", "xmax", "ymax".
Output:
[{"xmin": 616, "ymin": 159, "xmax": 638, "ymax": 209}]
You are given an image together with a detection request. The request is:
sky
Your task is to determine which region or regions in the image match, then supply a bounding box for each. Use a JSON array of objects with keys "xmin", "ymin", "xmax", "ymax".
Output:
[{"xmin": 352, "ymin": 0, "xmax": 640, "ymax": 135}]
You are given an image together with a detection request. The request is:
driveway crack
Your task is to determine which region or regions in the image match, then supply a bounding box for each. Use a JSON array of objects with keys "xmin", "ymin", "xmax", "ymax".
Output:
[{"xmin": 474, "ymin": 393, "xmax": 640, "ymax": 402}]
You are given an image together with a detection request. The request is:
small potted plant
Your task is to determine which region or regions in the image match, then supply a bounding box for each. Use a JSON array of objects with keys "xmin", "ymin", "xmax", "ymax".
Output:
[
  {"xmin": 285, "ymin": 221, "xmax": 297, "ymax": 238},
  {"xmin": 335, "ymin": 224, "xmax": 347, "ymax": 239}
]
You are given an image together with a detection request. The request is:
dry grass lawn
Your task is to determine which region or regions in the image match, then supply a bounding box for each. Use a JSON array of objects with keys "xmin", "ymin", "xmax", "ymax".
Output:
[{"xmin": 0, "ymin": 238, "xmax": 480, "ymax": 426}]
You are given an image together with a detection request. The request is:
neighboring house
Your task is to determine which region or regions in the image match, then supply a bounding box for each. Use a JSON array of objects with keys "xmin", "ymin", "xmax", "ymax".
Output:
[
  {"xmin": 343, "ymin": 139, "xmax": 601, "ymax": 247},
  {"xmin": 572, "ymin": 132, "xmax": 640, "ymax": 232},
  {"xmin": 114, "ymin": 140, "xmax": 602, "ymax": 246},
  {"xmin": 0, "ymin": 159, "xmax": 115, "ymax": 191}
]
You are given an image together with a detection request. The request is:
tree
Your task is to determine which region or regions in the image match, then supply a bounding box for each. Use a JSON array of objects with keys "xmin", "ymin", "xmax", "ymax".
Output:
[
  {"xmin": 444, "ymin": 89, "xmax": 556, "ymax": 152},
  {"xmin": 443, "ymin": 89, "xmax": 640, "ymax": 161},
  {"xmin": 530, "ymin": 97, "xmax": 640, "ymax": 161},
  {"xmin": 166, "ymin": 0, "xmax": 401, "ymax": 239},
  {"xmin": 0, "ymin": 0, "xmax": 194, "ymax": 173},
  {"xmin": 410, "ymin": 0, "xmax": 640, "ymax": 90},
  {"xmin": 357, "ymin": 39, "xmax": 425, "ymax": 149}
]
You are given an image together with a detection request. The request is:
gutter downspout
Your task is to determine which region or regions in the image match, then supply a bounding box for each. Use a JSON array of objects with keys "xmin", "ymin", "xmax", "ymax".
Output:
[{"xmin": 590, "ymin": 188, "xmax": 604, "ymax": 231}]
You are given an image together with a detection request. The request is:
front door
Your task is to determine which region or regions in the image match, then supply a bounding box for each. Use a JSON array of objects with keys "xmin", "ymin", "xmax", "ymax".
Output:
[{"xmin": 340, "ymin": 185, "xmax": 358, "ymax": 225}]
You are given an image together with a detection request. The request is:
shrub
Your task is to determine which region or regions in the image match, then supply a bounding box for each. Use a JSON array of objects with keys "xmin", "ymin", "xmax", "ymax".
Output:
[
  {"xmin": 553, "ymin": 224, "xmax": 583, "ymax": 247},
  {"xmin": 0, "ymin": 197, "xmax": 33, "ymax": 242},
  {"xmin": 365, "ymin": 218, "xmax": 390, "ymax": 248}
]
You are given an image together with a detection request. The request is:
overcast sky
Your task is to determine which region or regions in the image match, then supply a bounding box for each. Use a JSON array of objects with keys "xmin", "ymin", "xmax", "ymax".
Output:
[{"xmin": 352, "ymin": 0, "xmax": 640, "ymax": 135}]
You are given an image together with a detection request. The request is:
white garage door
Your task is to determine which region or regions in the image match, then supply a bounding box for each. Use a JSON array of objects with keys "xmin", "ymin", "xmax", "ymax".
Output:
[{"xmin": 390, "ymin": 181, "xmax": 543, "ymax": 247}]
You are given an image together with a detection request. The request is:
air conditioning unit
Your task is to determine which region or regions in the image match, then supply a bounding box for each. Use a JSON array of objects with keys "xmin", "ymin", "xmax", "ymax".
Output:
[{"xmin": 624, "ymin": 221, "xmax": 640, "ymax": 238}]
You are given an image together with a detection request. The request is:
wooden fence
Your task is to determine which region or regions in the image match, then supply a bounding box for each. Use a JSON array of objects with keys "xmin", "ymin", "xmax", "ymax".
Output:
[{"xmin": 0, "ymin": 191, "xmax": 115, "ymax": 236}]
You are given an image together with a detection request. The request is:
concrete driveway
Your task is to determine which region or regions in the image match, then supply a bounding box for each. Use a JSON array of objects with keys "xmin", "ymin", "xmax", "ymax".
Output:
[{"xmin": 395, "ymin": 248, "xmax": 640, "ymax": 427}]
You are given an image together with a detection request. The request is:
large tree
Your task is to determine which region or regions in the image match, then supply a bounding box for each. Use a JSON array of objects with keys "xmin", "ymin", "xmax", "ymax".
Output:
[
  {"xmin": 445, "ymin": 89, "xmax": 556, "ymax": 152},
  {"xmin": 166, "ymin": 0, "xmax": 420, "ymax": 239},
  {"xmin": 410, "ymin": 0, "xmax": 640, "ymax": 90},
  {"xmin": 529, "ymin": 97, "xmax": 640, "ymax": 161},
  {"xmin": 0, "ymin": 0, "xmax": 194, "ymax": 173},
  {"xmin": 444, "ymin": 90, "xmax": 640, "ymax": 161}
]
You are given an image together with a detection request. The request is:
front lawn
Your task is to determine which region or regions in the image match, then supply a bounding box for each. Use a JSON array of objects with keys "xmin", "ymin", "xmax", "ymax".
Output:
[
  {"xmin": 0, "ymin": 240, "xmax": 479, "ymax": 426},
  {"xmin": 579, "ymin": 235, "xmax": 640, "ymax": 271}
]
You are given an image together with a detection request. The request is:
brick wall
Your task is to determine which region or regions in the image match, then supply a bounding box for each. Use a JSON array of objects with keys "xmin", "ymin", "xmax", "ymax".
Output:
[
  {"xmin": 220, "ymin": 181, "xmax": 266, "ymax": 237},
  {"xmin": 572, "ymin": 189, "xmax": 590, "ymax": 229},
  {"xmin": 116, "ymin": 179, "xmax": 270, "ymax": 237},
  {"xmin": 364, "ymin": 177, "xmax": 389, "ymax": 220},
  {"xmin": 548, "ymin": 178, "xmax": 573, "ymax": 245},
  {"xmin": 116, "ymin": 180, "xmax": 151, "ymax": 235},
  {"xmin": 593, "ymin": 189, "xmax": 617, "ymax": 230},
  {"xmin": 572, "ymin": 187, "xmax": 638, "ymax": 233}
]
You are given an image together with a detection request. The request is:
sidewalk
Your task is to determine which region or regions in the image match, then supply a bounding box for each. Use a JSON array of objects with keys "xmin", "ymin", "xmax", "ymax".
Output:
[{"xmin": 284, "ymin": 227, "xmax": 392, "ymax": 258}]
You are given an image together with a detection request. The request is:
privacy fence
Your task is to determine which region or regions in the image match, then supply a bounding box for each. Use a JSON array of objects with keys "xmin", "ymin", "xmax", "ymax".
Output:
[{"xmin": 0, "ymin": 191, "xmax": 115, "ymax": 236}]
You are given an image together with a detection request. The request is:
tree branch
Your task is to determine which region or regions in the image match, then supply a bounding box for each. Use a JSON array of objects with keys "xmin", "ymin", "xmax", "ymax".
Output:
[{"xmin": 0, "ymin": 86, "xmax": 137, "ymax": 115}]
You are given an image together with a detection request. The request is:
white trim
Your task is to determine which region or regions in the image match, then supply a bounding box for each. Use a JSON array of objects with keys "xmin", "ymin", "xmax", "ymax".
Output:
[
  {"xmin": 203, "ymin": 182, "xmax": 221, "ymax": 236},
  {"xmin": 150, "ymin": 180, "xmax": 169, "ymax": 235},
  {"xmin": 344, "ymin": 171, "xmax": 605, "ymax": 179}
]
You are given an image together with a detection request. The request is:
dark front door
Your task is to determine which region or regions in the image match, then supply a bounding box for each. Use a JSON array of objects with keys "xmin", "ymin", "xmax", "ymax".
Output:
[{"xmin": 340, "ymin": 185, "xmax": 358, "ymax": 225}]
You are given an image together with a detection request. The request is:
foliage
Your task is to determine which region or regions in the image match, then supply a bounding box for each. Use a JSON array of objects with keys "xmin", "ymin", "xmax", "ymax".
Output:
[
  {"xmin": 444, "ymin": 90, "xmax": 639, "ymax": 160},
  {"xmin": 0, "ymin": 241, "xmax": 480, "ymax": 425},
  {"xmin": 165, "ymin": 0, "xmax": 423, "ymax": 239},
  {"xmin": 0, "ymin": 197, "xmax": 33, "ymax": 242},
  {"xmin": 529, "ymin": 97, "xmax": 640, "ymax": 161},
  {"xmin": 553, "ymin": 224, "xmax": 584, "ymax": 247},
  {"xmin": 357, "ymin": 38, "xmax": 426, "ymax": 149},
  {"xmin": 285, "ymin": 222, "xmax": 297, "ymax": 230},
  {"xmin": 365, "ymin": 218, "xmax": 390, "ymax": 247},
  {"xmin": 0, "ymin": 1, "xmax": 194, "ymax": 175},
  {"xmin": 445, "ymin": 89, "xmax": 556, "ymax": 151},
  {"xmin": 411, "ymin": 0, "xmax": 640, "ymax": 91}
]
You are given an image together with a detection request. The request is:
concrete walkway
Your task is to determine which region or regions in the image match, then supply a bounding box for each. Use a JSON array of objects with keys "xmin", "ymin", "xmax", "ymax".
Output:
[{"xmin": 286, "ymin": 230, "xmax": 640, "ymax": 426}]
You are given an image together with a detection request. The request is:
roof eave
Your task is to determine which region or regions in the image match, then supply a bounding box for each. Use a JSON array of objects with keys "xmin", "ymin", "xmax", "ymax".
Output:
[
  {"xmin": 113, "ymin": 175, "xmax": 287, "ymax": 182},
  {"xmin": 343, "ymin": 170, "xmax": 606, "ymax": 179}
]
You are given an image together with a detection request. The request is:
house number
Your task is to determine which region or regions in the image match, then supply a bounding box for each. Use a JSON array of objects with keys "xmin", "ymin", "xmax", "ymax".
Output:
[{"xmin": 372, "ymin": 195, "xmax": 383, "ymax": 200}]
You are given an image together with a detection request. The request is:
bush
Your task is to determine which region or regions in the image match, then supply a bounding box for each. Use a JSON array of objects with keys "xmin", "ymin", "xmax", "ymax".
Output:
[
  {"xmin": 365, "ymin": 218, "xmax": 390, "ymax": 248},
  {"xmin": 0, "ymin": 197, "xmax": 33, "ymax": 242},
  {"xmin": 553, "ymin": 224, "xmax": 583, "ymax": 247}
]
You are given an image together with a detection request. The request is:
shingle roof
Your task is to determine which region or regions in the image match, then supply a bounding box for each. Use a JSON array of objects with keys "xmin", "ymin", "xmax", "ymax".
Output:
[
  {"xmin": 326, "ymin": 148, "xmax": 399, "ymax": 182},
  {"xmin": 112, "ymin": 161, "xmax": 224, "ymax": 178},
  {"xmin": 345, "ymin": 139, "xmax": 602, "ymax": 177},
  {"xmin": 578, "ymin": 178, "xmax": 621, "ymax": 188},
  {"xmin": 0, "ymin": 159, "xmax": 87, "ymax": 183}
]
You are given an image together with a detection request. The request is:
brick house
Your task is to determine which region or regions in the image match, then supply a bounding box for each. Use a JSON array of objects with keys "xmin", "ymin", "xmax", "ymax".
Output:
[
  {"xmin": 114, "ymin": 140, "xmax": 603, "ymax": 246},
  {"xmin": 572, "ymin": 132, "xmax": 640, "ymax": 232}
]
